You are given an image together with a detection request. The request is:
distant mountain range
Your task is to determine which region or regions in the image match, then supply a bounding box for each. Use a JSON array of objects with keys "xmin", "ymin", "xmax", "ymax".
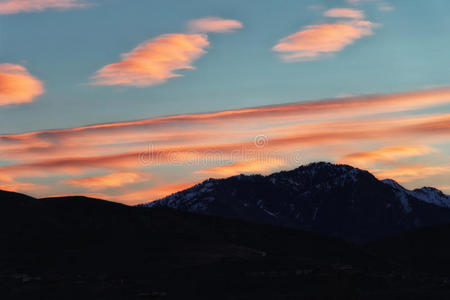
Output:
[{"xmin": 143, "ymin": 162, "xmax": 450, "ymax": 242}]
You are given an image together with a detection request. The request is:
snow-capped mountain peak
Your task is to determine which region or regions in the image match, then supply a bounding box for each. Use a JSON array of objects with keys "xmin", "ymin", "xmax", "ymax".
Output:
[
  {"xmin": 142, "ymin": 162, "xmax": 450, "ymax": 242},
  {"xmin": 382, "ymin": 179, "xmax": 450, "ymax": 209}
]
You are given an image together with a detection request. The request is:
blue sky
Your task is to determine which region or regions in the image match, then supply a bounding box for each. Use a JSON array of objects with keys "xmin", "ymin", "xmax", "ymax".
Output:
[
  {"xmin": 0, "ymin": 0, "xmax": 449, "ymax": 203},
  {"xmin": 1, "ymin": 0, "xmax": 449, "ymax": 133}
]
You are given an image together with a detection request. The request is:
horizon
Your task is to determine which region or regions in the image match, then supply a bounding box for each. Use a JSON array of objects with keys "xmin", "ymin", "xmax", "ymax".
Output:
[
  {"xmin": 0, "ymin": 0, "xmax": 449, "ymax": 204},
  {"xmin": 4, "ymin": 161, "xmax": 448, "ymax": 206}
]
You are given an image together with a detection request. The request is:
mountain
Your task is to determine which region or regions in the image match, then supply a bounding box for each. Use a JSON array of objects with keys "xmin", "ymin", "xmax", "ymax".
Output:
[
  {"xmin": 369, "ymin": 222, "xmax": 450, "ymax": 276},
  {"xmin": 144, "ymin": 162, "xmax": 450, "ymax": 242},
  {"xmin": 0, "ymin": 190, "xmax": 392, "ymax": 299},
  {"xmin": 382, "ymin": 179, "xmax": 450, "ymax": 208},
  {"xmin": 2, "ymin": 185, "xmax": 450, "ymax": 298}
]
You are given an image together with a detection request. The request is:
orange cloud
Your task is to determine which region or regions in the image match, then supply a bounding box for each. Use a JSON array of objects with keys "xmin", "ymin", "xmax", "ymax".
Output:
[
  {"xmin": 0, "ymin": 0, "xmax": 89, "ymax": 14},
  {"xmin": 0, "ymin": 172, "xmax": 46, "ymax": 195},
  {"xmin": 0, "ymin": 86, "xmax": 449, "ymax": 201},
  {"xmin": 339, "ymin": 145, "xmax": 437, "ymax": 167},
  {"xmin": 187, "ymin": 17, "xmax": 243, "ymax": 33},
  {"xmin": 91, "ymin": 33, "xmax": 209, "ymax": 86},
  {"xmin": 2, "ymin": 87, "xmax": 448, "ymax": 151},
  {"xmin": 108, "ymin": 181, "xmax": 197, "ymax": 205},
  {"xmin": 0, "ymin": 87, "xmax": 449, "ymax": 170},
  {"xmin": 324, "ymin": 8, "xmax": 364, "ymax": 19},
  {"xmin": 439, "ymin": 186, "xmax": 450, "ymax": 193},
  {"xmin": 2, "ymin": 112, "xmax": 448, "ymax": 177},
  {"xmin": 65, "ymin": 171, "xmax": 150, "ymax": 190},
  {"xmin": 0, "ymin": 63, "xmax": 44, "ymax": 106},
  {"xmin": 273, "ymin": 20, "xmax": 378, "ymax": 61},
  {"xmin": 373, "ymin": 164, "xmax": 450, "ymax": 182},
  {"xmin": 197, "ymin": 158, "xmax": 288, "ymax": 177}
]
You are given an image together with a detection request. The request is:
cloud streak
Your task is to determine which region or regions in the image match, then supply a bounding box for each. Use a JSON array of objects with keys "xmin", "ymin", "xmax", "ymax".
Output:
[
  {"xmin": 0, "ymin": 87, "xmax": 448, "ymax": 202},
  {"xmin": 1, "ymin": 87, "xmax": 449, "ymax": 162},
  {"xmin": 187, "ymin": 17, "xmax": 243, "ymax": 33},
  {"xmin": 0, "ymin": 0, "xmax": 90, "ymax": 14},
  {"xmin": 373, "ymin": 164, "xmax": 450, "ymax": 182},
  {"xmin": 273, "ymin": 20, "xmax": 377, "ymax": 62},
  {"xmin": 339, "ymin": 145, "xmax": 437, "ymax": 167},
  {"xmin": 197, "ymin": 158, "xmax": 288, "ymax": 177},
  {"xmin": 65, "ymin": 171, "xmax": 150, "ymax": 191},
  {"xmin": 92, "ymin": 17, "xmax": 242, "ymax": 87},
  {"xmin": 0, "ymin": 63, "xmax": 44, "ymax": 106},
  {"xmin": 91, "ymin": 34, "xmax": 209, "ymax": 87},
  {"xmin": 324, "ymin": 8, "xmax": 365, "ymax": 19},
  {"xmin": 274, "ymin": 6, "xmax": 378, "ymax": 62}
]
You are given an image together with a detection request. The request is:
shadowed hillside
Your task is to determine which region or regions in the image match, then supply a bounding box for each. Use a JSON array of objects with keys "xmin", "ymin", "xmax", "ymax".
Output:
[{"xmin": 1, "ymin": 187, "xmax": 450, "ymax": 299}]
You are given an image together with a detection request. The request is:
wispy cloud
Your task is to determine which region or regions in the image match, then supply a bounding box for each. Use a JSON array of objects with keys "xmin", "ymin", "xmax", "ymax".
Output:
[
  {"xmin": 1, "ymin": 87, "xmax": 449, "ymax": 162},
  {"xmin": 273, "ymin": 20, "xmax": 378, "ymax": 62},
  {"xmin": 324, "ymin": 8, "xmax": 365, "ymax": 19},
  {"xmin": 197, "ymin": 158, "xmax": 288, "ymax": 177},
  {"xmin": 378, "ymin": 3, "xmax": 395, "ymax": 11},
  {"xmin": 345, "ymin": 0, "xmax": 394, "ymax": 12},
  {"xmin": 0, "ymin": 0, "xmax": 90, "ymax": 14},
  {"xmin": 339, "ymin": 145, "xmax": 437, "ymax": 167},
  {"xmin": 92, "ymin": 17, "xmax": 242, "ymax": 87},
  {"xmin": 0, "ymin": 63, "xmax": 44, "ymax": 106},
  {"xmin": 0, "ymin": 171, "xmax": 46, "ymax": 194},
  {"xmin": 108, "ymin": 181, "xmax": 197, "ymax": 204},
  {"xmin": 187, "ymin": 17, "xmax": 243, "ymax": 33},
  {"xmin": 65, "ymin": 171, "xmax": 150, "ymax": 191},
  {"xmin": 1, "ymin": 87, "xmax": 448, "ymax": 202},
  {"xmin": 91, "ymin": 34, "xmax": 209, "ymax": 87},
  {"xmin": 373, "ymin": 164, "xmax": 450, "ymax": 182}
]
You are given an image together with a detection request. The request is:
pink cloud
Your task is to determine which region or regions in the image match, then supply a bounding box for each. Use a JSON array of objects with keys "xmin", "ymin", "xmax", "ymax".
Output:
[
  {"xmin": 197, "ymin": 158, "xmax": 288, "ymax": 177},
  {"xmin": 65, "ymin": 171, "xmax": 150, "ymax": 191},
  {"xmin": 273, "ymin": 20, "xmax": 378, "ymax": 62},
  {"xmin": 1, "ymin": 87, "xmax": 449, "ymax": 162},
  {"xmin": 0, "ymin": 171, "xmax": 47, "ymax": 195},
  {"xmin": 91, "ymin": 33, "xmax": 209, "ymax": 86},
  {"xmin": 373, "ymin": 164, "xmax": 450, "ymax": 183},
  {"xmin": 0, "ymin": 86, "xmax": 449, "ymax": 202},
  {"xmin": 92, "ymin": 17, "xmax": 242, "ymax": 87},
  {"xmin": 187, "ymin": 17, "xmax": 243, "ymax": 33},
  {"xmin": 0, "ymin": 63, "xmax": 44, "ymax": 106},
  {"xmin": 108, "ymin": 181, "xmax": 197, "ymax": 205},
  {"xmin": 0, "ymin": 0, "xmax": 90, "ymax": 14},
  {"xmin": 339, "ymin": 145, "xmax": 437, "ymax": 168},
  {"xmin": 324, "ymin": 8, "xmax": 365, "ymax": 19}
]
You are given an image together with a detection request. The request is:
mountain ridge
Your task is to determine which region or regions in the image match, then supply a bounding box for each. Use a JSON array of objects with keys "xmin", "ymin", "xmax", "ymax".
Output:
[
  {"xmin": 143, "ymin": 162, "xmax": 450, "ymax": 242},
  {"xmin": 2, "ymin": 168, "xmax": 450, "ymax": 298}
]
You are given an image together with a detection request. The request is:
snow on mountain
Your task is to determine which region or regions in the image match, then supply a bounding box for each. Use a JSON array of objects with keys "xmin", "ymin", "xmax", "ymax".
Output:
[
  {"xmin": 382, "ymin": 179, "xmax": 450, "ymax": 209},
  {"xmin": 143, "ymin": 162, "xmax": 450, "ymax": 242}
]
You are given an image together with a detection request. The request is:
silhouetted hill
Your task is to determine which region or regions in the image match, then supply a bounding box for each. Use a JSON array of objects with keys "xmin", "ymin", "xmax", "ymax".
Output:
[
  {"xmin": 144, "ymin": 162, "xmax": 450, "ymax": 242},
  {"xmin": 0, "ymin": 190, "xmax": 393, "ymax": 299},
  {"xmin": 369, "ymin": 223, "xmax": 450, "ymax": 276},
  {"xmin": 2, "ymin": 162, "xmax": 450, "ymax": 299}
]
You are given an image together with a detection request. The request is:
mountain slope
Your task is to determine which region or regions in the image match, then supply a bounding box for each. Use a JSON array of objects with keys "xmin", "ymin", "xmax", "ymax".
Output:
[
  {"xmin": 144, "ymin": 162, "xmax": 450, "ymax": 242},
  {"xmin": 383, "ymin": 179, "xmax": 450, "ymax": 208},
  {"xmin": 0, "ymin": 190, "xmax": 392, "ymax": 299},
  {"xmin": 369, "ymin": 222, "xmax": 450, "ymax": 275},
  {"xmin": 2, "ymin": 187, "xmax": 450, "ymax": 298}
]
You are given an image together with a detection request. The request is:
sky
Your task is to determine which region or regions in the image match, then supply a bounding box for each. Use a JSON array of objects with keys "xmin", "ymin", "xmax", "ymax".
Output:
[{"xmin": 0, "ymin": 0, "xmax": 449, "ymax": 204}]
